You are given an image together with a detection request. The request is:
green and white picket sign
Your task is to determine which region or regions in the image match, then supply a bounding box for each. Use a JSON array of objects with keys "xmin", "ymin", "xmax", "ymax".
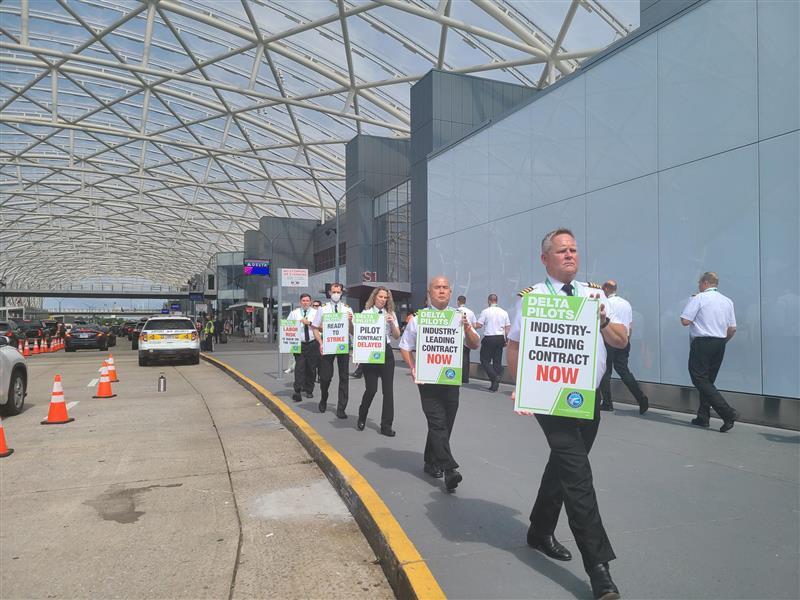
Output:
[
  {"xmin": 414, "ymin": 309, "xmax": 463, "ymax": 385},
  {"xmin": 353, "ymin": 312, "xmax": 386, "ymax": 364},
  {"xmin": 279, "ymin": 319, "xmax": 301, "ymax": 354},
  {"xmin": 322, "ymin": 311, "xmax": 349, "ymax": 355},
  {"xmin": 514, "ymin": 293, "xmax": 600, "ymax": 420}
]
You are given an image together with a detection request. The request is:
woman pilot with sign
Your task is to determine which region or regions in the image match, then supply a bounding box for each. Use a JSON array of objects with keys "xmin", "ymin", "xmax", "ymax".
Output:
[{"xmin": 355, "ymin": 287, "xmax": 401, "ymax": 436}]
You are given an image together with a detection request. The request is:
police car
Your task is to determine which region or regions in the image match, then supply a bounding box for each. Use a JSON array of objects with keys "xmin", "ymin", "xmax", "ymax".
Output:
[{"xmin": 138, "ymin": 316, "xmax": 200, "ymax": 366}]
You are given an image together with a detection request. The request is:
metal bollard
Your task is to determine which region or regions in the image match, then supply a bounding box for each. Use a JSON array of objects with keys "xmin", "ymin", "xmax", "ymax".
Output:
[{"xmin": 158, "ymin": 373, "xmax": 166, "ymax": 392}]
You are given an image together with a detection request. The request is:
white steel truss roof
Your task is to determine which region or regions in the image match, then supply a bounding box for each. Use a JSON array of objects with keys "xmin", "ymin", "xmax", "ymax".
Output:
[{"xmin": 0, "ymin": 0, "xmax": 637, "ymax": 288}]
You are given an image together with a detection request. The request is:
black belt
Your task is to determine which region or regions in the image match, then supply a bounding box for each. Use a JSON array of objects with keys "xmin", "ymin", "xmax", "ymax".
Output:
[{"xmin": 301, "ymin": 339, "xmax": 316, "ymax": 344}]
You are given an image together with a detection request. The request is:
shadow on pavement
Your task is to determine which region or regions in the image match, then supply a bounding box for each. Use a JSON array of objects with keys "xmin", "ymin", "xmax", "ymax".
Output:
[
  {"xmin": 760, "ymin": 432, "xmax": 800, "ymax": 444},
  {"xmin": 611, "ymin": 408, "xmax": 707, "ymax": 430},
  {"xmin": 423, "ymin": 493, "xmax": 591, "ymax": 599},
  {"xmin": 364, "ymin": 447, "xmax": 437, "ymax": 486}
]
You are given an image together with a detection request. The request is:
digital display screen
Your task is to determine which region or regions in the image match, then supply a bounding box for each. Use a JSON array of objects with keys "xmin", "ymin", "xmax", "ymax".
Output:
[{"xmin": 244, "ymin": 259, "xmax": 270, "ymax": 276}]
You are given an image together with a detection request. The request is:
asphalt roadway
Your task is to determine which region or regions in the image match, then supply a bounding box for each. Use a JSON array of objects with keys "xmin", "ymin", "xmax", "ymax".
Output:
[
  {"xmin": 0, "ymin": 346, "xmax": 392, "ymax": 599},
  {"xmin": 212, "ymin": 339, "xmax": 800, "ymax": 600}
]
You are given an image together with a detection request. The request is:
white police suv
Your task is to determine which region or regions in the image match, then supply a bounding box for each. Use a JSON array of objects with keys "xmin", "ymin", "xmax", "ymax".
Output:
[{"xmin": 138, "ymin": 316, "xmax": 200, "ymax": 366}]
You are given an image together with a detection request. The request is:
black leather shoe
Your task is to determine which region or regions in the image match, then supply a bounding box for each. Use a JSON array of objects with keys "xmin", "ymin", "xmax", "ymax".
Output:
[
  {"xmin": 336, "ymin": 409, "xmax": 347, "ymax": 419},
  {"xmin": 318, "ymin": 400, "xmax": 327, "ymax": 413},
  {"xmin": 292, "ymin": 392, "xmax": 302, "ymax": 403},
  {"xmin": 526, "ymin": 530, "xmax": 572, "ymax": 561},
  {"xmin": 444, "ymin": 468, "xmax": 462, "ymax": 492},
  {"xmin": 305, "ymin": 392, "xmax": 313, "ymax": 399},
  {"xmin": 639, "ymin": 396, "xmax": 649, "ymax": 415},
  {"xmin": 691, "ymin": 417, "xmax": 709, "ymax": 428},
  {"xmin": 424, "ymin": 463, "xmax": 443, "ymax": 479},
  {"xmin": 380, "ymin": 427, "xmax": 396, "ymax": 437},
  {"xmin": 600, "ymin": 403, "xmax": 614, "ymax": 411},
  {"xmin": 588, "ymin": 563, "xmax": 620, "ymax": 600},
  {"xmin": 720, "ymin": 410, "xmax": 739, "ymax": 433},
  {"xmin": 357, "ymin": 418, "xmax": 366, "ymax": 431}
]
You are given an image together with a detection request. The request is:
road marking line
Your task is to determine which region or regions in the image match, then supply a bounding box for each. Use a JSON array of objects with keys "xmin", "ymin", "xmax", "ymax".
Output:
[
  {"xmin": 66, "ymin": 401, "xmax": 79, "ymax": 410},
  {"xmin": 88, "ymin": 378, "xmax": 98, "ymax": 387}
]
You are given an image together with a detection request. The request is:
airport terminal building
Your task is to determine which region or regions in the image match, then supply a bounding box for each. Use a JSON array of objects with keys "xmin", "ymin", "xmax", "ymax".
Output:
[{"xmin": 234, "ymin": 0, "xmax": 798, "ymax": 426}]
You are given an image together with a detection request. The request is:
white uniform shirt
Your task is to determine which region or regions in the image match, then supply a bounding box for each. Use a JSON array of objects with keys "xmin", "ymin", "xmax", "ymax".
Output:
[
  {"xmin": 399, "ymin": 305, "xmax": 457, "ymax": 352},
  {"xmin": 508, "ymin": 278, "xmax": 621, "ymax": 389},
  {"xmin": 311, "ymin": 301, "xmax": 353, "ymax": 330},
  {"xmin": 606, "ymin": 295, "xmax": 633, "ymax": 335},
  {"xmin": 477, "ymin": 305, "xmax": 511, "ymax": 335},
  {"xmin": 287, "ymin": 306, "xmax": 317, "ymax": 342},
  {"xmin": 457, "ymin": 305, "xmax": 477, "ymax": 327},
  {"xmin": 680, "ymin": 288, "xmax": 736, "ymax": 338},
  {"xmin": 361, "ymin": 306, "xmax": 399, "ymax": 343}
]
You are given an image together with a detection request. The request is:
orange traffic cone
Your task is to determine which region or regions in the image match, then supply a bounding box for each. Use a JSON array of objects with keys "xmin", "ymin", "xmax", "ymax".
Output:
[
  {"xmin": 41, "ymin": 375, "xmax": 75, "ymax": 425},
  {"xmin": 42, "ymin": 339, "xmax": 49, "ymax": 353},
  {"xmin": 0, "ymin": 416, "xmax": 13, "ymax": 457},
  {"xmin": 93, "ymin": 362, "xmax": 116, "ymax": 399},
  {"xmin": 23, "ymin": 339, "xmax": 30, "ymax": 357},
  {"xmin": 32, "ymin": 340, "xmax": 39, "ymax": 355},
  {"xmin": 106, "ymin": 354, "xmax": 119, "ymax": 382}
]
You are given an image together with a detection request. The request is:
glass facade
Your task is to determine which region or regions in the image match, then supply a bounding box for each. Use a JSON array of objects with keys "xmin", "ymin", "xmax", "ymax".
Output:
[
  {"xmin": 426, "ymin": 0, "xmax": 799, "ymax": 399},
  {"xmin": 216, "ymin": 252, "xmax": 246, "ymax": 314},
  {"xmin": 373, "ymin": 180, "xmax": 410, "ymax": 283}
]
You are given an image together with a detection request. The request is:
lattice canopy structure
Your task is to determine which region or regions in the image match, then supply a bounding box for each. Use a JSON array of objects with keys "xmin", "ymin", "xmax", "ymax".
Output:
[{"xmin": 0, "ymin": 0, "xmax": 637, "ymax": 288}]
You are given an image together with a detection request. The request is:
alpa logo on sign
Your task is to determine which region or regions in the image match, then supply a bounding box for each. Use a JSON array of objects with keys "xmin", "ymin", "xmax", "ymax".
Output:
[{"xmin": 567, "ymin": 391, "xmax": 584, "ymax": 409}]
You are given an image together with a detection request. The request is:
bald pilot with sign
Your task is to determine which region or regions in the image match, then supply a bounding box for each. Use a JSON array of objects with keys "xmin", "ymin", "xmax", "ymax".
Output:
[
  {"xmin": 507, "ymin": 228, "xmax": 628, "ymax": 600},
  {"xmin": 400, "ymin": 276, "xmax": 480, "ymax": 493}
]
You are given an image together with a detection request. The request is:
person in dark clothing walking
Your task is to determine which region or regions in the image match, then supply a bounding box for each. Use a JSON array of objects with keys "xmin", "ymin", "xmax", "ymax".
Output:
[
  {"xmin": 399, "ymin": 276, "xmax": 480, "ymax": 493},
  {"xmin": 356, "ymin": 286, "xmax": 401, "ymax": 436},
  {"xmin": 680, "ymin": 271, "xmax": 738, "ymax": 432}
]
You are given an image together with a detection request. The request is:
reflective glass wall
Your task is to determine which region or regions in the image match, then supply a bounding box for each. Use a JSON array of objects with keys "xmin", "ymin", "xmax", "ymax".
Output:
[
  {"xmin": 216, "ymin": 251, "xmax": 246, "ymax": 314},
  {"xmin": 427, "ymin": 0, "xmax": 799, "ymax": 399},
  {"xmin": 374, "ymin": 180, "xmax": 410, "ymax": 283}
]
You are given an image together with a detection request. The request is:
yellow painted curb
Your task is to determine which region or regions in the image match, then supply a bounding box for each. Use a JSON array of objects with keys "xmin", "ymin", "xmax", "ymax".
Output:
[{"xmin": 202, "ymin": 353, "xmax": 445, "ymax": 600}]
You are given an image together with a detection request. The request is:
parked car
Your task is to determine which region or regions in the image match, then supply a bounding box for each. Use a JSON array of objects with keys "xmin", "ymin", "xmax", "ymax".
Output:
[
  {"xmin": 138, "ymin": 316, "xmax": 200, "ymax": 366},
  {"xmin": 0, "ymin": 320, "xmax": 22, "ymax": 348},
  {"xmin": 65, "ymin": 324, "xmax": 111, "ymax": 352},
  {"xmin": 0, "ymin": 335, "xmax": 26, "ymax": 415},
  {"xmin": 130, "ymin": 318, "xmax": 149, "ymax": 350}
]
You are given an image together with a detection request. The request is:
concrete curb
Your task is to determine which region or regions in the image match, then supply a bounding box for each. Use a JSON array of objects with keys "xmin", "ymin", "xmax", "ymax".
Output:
[{"xmin": 201, "ymin": 353, "xmax": 445, "ymax": 600}]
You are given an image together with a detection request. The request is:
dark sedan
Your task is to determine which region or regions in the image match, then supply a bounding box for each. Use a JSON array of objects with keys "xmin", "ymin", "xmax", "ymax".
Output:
[
  {"xmin": 18, "ymin": 323, "xmax": 50, "ymax": 346},
  {"xmin": 65, "ymin": 324, "xmax": 111, "ymax": 352},
  {"xmin": 0, "ymin": 321, "xmax": 22, "ymax": 348}
]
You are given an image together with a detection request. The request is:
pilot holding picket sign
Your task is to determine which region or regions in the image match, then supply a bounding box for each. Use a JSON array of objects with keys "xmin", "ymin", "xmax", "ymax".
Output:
[
  {"xmin": 506, "ymin": 228, "xmax": 628, "ymax": 600},
  {"xmin": 399, "ymin": 275, "xmax": 480, "ymax": 493},
  {"xmin": 311, "ymin": 282, "xmax": 354, "ymax": 419}
]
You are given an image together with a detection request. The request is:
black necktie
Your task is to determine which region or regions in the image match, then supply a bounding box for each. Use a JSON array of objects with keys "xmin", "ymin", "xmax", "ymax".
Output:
[
  {"xmin": 303, "ymin": 309, "xmax": 309, "ymax": 341},
  {"xmin": 334, "ymin": 303, "xmax": 338, "ymax": 313},
  {"xmin": 378, "ymin": 309, "xmax": 383, "ymax": 314},
  {"xmin": 562, "ymin": 283, "xmax": 575, "ymax": 296}
]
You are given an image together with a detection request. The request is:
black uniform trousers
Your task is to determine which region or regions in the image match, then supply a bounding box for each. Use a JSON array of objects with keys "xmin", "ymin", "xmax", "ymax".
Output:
[
  {"xmin": 480, "ymin": 334, "xmax": 505, "ymax": 382},
  {"xmin": 293, "ymin": 340, "xmax": 319, "ymax": 395},
  {"xmin": 319, "ymin": 352, "xmax": 349, "ymax": 412},
  {"xmin": 359, "ymin": 345, "xmax": 395, "ymax": 428},
  {"xmin": 599, "ymin": 342, "xmax": 647, "ymax": 408},
  {"xmin": 688, "ymin": 337, "xmax": 734, "ymax": 422},
  {"xmin": 418, "ymin": 384, "xmax": 459, "ymax": 471},
  {"xmin": 530, "ymin": 397, "xmax": 615, "ymax": 571},
  {"xmin": 462, "ymin": 347, "xmax": 471, "ymax": 383}
]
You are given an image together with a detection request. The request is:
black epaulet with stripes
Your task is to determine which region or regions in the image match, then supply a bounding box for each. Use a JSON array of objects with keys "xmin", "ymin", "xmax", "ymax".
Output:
[
  {"xmin": 517, "ymin": 285, "xmax": 535, "ymax": 297},
  {"xmin": 587, "ymin": 281, "xmax": 602, "ymax": 289}
]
